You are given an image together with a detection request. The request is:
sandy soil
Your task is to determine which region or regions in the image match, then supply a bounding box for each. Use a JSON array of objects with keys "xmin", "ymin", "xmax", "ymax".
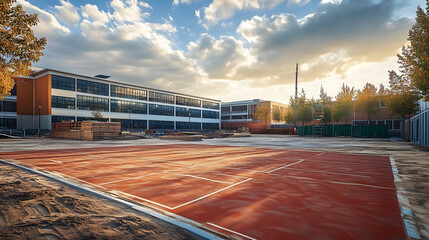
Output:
[{"xmin": 0, "ymin": 163, "xmax": 202, "ymax": 240}]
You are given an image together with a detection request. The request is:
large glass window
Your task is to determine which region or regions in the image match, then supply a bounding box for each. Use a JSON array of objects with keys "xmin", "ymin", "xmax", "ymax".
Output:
[
  {"xmin": 149, "ymin": 92, "xmax": 174, "ymax": 104},
  {"xmin": 77, "ymin": 79, "xmax": 109, "ymax": 96},
  {"xmin": 52, "ymin": 75, "xmax": 75, "ymax": 91},
  {"xmin": 176, "ymin": 107, "xmax": 201, "ymax": 118},
  {"xmin": 51, "ymin": 96, "xmax": 75, "ymax": 109},
  {"xmin": 0, "ymin": 118, "xmax": 16, "ymax": 129},
  {"xmin": 52, "ymin": 115, "xmax": 75, "ymax": 123},
  {"xmin": 176, "ymin": 96, "xmax": 201, "ymax": 107},
  {"xmin": 202, "ymin": 110, "xmax": 219, "ymax": 119},
  {"xmin": 0, "ymin": 100, "xmax": 17, "ymax": 112},
  {"xmin": 203, "ymin": 123, "xmax": 219, "ymax": 130},
  {"xmin": 176, "ymin": 122, "xmax": 201, "ymax": 130},
  {"xmin": 221, "ymin": 106, "xmax": 230, "ymax": 113},
  {"xmin": 111, "ymin": 99, "xmax": 147, "ymax": 114},
  {"xmin": 77, "ymin": 117, "xmax": 108, "ymax": 122},
  {"xmin": 76, "ymin": 95, "xmax": 109, "ymax": 112},
  {"xmin": 111, "ymin": 85, "xmax": 147, "ymax": 100},
  {"xmin": 149, "ymin": 120, "xmax": 174, "ymax": 129},
  {"xmin": 231, "ymin": 105, "xmax": 247, "ymax": 112},
  {"xmin": 111, "ymin": 119, "xmax": 147, "ymax": 129},
  {"xmin": 149, "ymin": 104, "xmax": 174, "ymax": 116},
  {"xmin": 202, "ymin": 101, "xmax": 219, "ymax": 110}
]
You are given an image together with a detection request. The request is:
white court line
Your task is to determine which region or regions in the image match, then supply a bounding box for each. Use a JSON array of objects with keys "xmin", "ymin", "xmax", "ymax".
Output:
[
  {"xmin": 286, "ymin": 168, "xmax": 371, "ymax": 178},
  {"xmin": 111, "ymin": 190, "xmax": 174, "ymax": 210},
  {"xmin": 171, "ymin": 178, "xmax": 252, "ymax": 210},
  {"xmin": 49, "ymin": 159, "xmax": 63, "ymax": 164},
  {"xmin": 265, "ymin": 159, "xmax": 305, "ymax": 173},
  {"xmin": 315, "ymin": 152, "xmax": 325, "ymax": 156},
  {"xmin": 50, "ymin": 171, "xmax": 107, "ymax": 190},
  {"xmin": 206, "ymin": 222, "xmax": 257, "ymax": 240},
  {"xmin": 167, "ymin": 172, "xmax": 233, "ymax": 184},
  {"xmin": 99, "ymin": 171, "xmax": 165, "ymax": 186}
]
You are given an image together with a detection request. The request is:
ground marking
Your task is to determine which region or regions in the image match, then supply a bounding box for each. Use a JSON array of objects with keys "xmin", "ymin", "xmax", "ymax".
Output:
[
  {"xmin": 99, "ymin": 171, "xmax": 165, "ymax": 186},
  {"xmin": 111, "ymin": 190, "xmax": 174, "ymax": 210},
  {"xmin": 171, "ymin": 178, "xmax": 252, "ymax": 210},
  {"xmin": 49, "ymin": 159, "xmax": 63, "ymax": 164},
  {"xmin": 167, "ymin": 172, "xmax": 234, "ymax": 184},
  {"xmin": 206, "ymin": 222, "xmax": 257, "ymax": 240},
  {"xmin": 286, "ymin": 167, "xmax": 371, "ymax": 178},
  {"xmin": 315, "ymin": 152, "xmax": 325, "ymax": 156},
  {"xmin": 50, "ymin": 171, "xmax": 107, "ymax": 190},
  {"xmin": 265, "ymin": 159, "xmax": 305, "ymax": 173}
]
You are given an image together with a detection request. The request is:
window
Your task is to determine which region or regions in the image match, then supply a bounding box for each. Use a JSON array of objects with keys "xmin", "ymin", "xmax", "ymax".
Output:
[
  {"xmin": 221, "ymin": 107, "xmax": 230, "ymax": 113},
  {"xmin": 111, "ymin": 85, "xmax": 147, "ymax": 100},
  {"xmin": 77, "ymin": 117, "xmax": 108, "ymax": 122},
  {"xmin": 231, "ymin": 105, "xmax": 247, "ymax": 112},
  {"xmin": 111, "ymin": 119, "xmax": 147, "ymax": 129},
  {"xmin": 149, "ymin": 92, "xmax": 174, "ymax": 104},
  {"xmin": 176, "ymin": 107, "xmax": 201, "ymax": 118},
  {"xmin": 203, "ymin": 123, "xmax": 219, "ymax": 130},
  {"xmin": 52, "ymin": 115, "xmax": 75, "ymax": 122},
  {"xmin": 51, "ymin": 96, "xmax": 75, "ymax": 109},
  {"xmin": 176, "ymin": 96, "xmax": 201, "ymax": 107},
  {"xmin": 393, "ymin": 120, "xmax": 401, "ymax": 130},
  {"xmin": 0, "ymin": 100, "xmax": 16, "ymax": 112},
  {"xmin": 76, "ymin": 95, "xmax": 109, "ymax": 112},
  {"xmin": 52, "ymin": 75, "xmax": 75, "ymax": 91},
  {"xmin": 149, "ymin": 120, "xmax": 174, "ymax": 129},
  {"xmin": 77, "ymin": 79, "xmax": 109, "ymax": 96},
  {"xmin": 202, "ymin": 110, "xmax": 219, "ymax": 119},
  {"xmin": 111, "ymin": 99, "xmax": 147, "ymax": 114},
  {"xmin": 202, "ymin": 101, "xmax": 219, "ymax": 110},
  {"xmin": 176, "ymin": 122, "xmax": 201, "ymax": 130},
  {"xmin": 149, "ymin": 104, "xmax": 174, "ymax": 116},
  {"xmin": 221, "ymin": 116, "xmax": 230, "ymax": 120},
  {"xmin": 232, "ymin": 115, "xmax": 247, "ymax": 119},
  {"xmin": 0, "ymin": 118, "xmax": 16, "ymax": 129}
]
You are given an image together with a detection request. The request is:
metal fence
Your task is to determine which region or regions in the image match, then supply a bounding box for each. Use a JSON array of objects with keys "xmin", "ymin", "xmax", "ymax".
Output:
[
  {"xmin": 410, "ymin": 101, "xmax": 429, "ymax": 147},
  {"xmin": 298, "ymin": 124, "xmax": 388, "ymax": 138}
]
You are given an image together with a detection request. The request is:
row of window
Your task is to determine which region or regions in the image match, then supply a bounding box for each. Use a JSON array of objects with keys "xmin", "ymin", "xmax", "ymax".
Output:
[
  {"xmin": 111, "ymin": 99, "xmax": 147, "ymax": 114},
  {"xmin": 52, "ymin": 95, "xmax": 220, "ymax": 119},
  {"xmin": 0, "ymin": 117, "xmax": 16, "ymax": 129},
  {"xmin": 51, "ymin": 115, "xmax": 220, "ymax": 130},
  {"xmin": 0, "ymin": 100, "xmax": 17, "ymax": 112},
  {"xmin": 52, "ymin": 75, "xmax": 219, "ymax": 109}
]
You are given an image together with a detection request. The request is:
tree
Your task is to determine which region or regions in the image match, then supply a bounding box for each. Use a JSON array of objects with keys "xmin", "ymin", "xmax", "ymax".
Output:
[
  {"xmin": 332, "ymin": 83, "xmax": 355, "ymax": 124},
  {"xmin": 355, "ymin": 83, "xmax": 380, "ymax": 120},
  {"xmin": 0, "ymin": 0, "xmax": 47, "ymax": 100},
  {"xmin": 272, "ymin": 107, "xmax": 282, "ymax": 123},
  {"xmin": 284, "ymin": 106, "xmax": 294, "ymax": 124},
  {"xmin": 319, "ymin": 86, "xmax": 332, "ymax": 124},
  {"xmin": 397, "ymin": 2, "xmax": 429, "ymax": 101},
  {"xmin": 91, "ymin": 110, "xmax": 104, "ymax": 121},
  {"xmin": 291, "ymin": 89, "xmax": 313, "ymax": 124},
  {"xmin": 255, "ymin": 102, "xmax": 271, "ymax": 124},
  {"xmin": 386, "ymin": 70, "xmax": 420, "ymax": 119}
]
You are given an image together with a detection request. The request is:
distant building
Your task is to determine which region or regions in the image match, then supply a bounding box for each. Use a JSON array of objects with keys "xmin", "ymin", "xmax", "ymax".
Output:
[
  {"xmin": 408, "ymin": 100, "xmax": 429, "ymax": 146},
  {"xmin": 221, "ymin": 99, "xmax": 289, "ymax": 132},
  {"xmin": 0, "ymin": 85, "xmax": 17, "ymax": 129},
  {"xmin": 12, "ymin": 68, "xmax": 220, "ymax": 131}
]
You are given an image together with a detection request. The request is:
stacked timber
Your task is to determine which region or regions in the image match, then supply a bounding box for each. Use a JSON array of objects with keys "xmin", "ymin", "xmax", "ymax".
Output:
[{"xmin": 50, "ymin": 121, "xmax": 121, "ymax": 140}]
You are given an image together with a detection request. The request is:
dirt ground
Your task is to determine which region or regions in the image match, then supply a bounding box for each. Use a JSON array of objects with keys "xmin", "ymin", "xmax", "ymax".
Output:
[
  {"xmin": 0, "ymin": 136, "xmax": 428, "ymax": 239},
  {"xmin": 0, "ymin": 163, "xmax": 202, "ymax": 240}
]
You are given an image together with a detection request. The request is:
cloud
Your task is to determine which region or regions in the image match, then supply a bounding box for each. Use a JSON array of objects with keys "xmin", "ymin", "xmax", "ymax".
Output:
[
  {"xmin": 16, "ymin": 0, "xmax": 70, "ymax": 35},
  {"xmin": 188, "ymin": 33, "xmax": 255, "ymax": 79},
  {"xmin": 203, "ymin": 0, "xmax": 309, "ymax": 26},
  {"xmin": 232, "ymin": 0, "xmax": 413, "ymax": 86},
  {"xmin": 111, "ymin": 0, "xmax": 146, "ymax": 23},
  {"xmin": 81, "ymin": 4, "xmax": 110, "ymax": 25},
  {"xmin": 173, "ymin": 0, "xmax": 193, "ymax": 5},
  {"xmin": 53, "ymin": 0, "xmax": 80, "ymax": 25}
]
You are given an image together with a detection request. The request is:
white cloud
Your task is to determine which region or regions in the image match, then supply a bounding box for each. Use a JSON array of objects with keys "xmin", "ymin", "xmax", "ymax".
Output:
[
  {"xmin": 111, "ymin": 0, "xmax": 145, "ymax": 23},
  {"xmin": 81, "ymin": 4, "xmax": 110, "ymax": 25},
  {"xmin": 321, "ymin": 0, "xmax": 342, "ymax": 5},
  {"xmin": 195, "ymin": 9, "xmax": 200, "ymax": 19},
  {"xmin": 16, "ymin": 0, "xmax": 70, "ymax": 35},
  {"xmin": 203, "ymin": 0, "xmax": 310, "ymax": 26},
  {"xmin": 53, "ymin": 0, "xmax": 80, "ymax": 25},
  {"xmin": 173, "ymin": 0, "xmax": 193, "ymax": 5}
]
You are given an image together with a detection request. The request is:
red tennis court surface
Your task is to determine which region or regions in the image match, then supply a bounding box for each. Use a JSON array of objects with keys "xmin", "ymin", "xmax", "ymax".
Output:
[{"xmin": 1, "ymin": 144, "xmax": 406, "ymax": 239}]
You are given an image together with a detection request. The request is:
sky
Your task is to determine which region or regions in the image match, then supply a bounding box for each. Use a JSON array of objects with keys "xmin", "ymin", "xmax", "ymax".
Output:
[{"xmin": 18, "ymin": 0, "xmax": 425, "ymax": 104}]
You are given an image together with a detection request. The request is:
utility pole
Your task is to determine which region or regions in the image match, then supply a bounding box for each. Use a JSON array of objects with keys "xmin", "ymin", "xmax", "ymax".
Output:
[{"xmin": 295, "ymin": 63, "xmax": 298, "ymax": 99}]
